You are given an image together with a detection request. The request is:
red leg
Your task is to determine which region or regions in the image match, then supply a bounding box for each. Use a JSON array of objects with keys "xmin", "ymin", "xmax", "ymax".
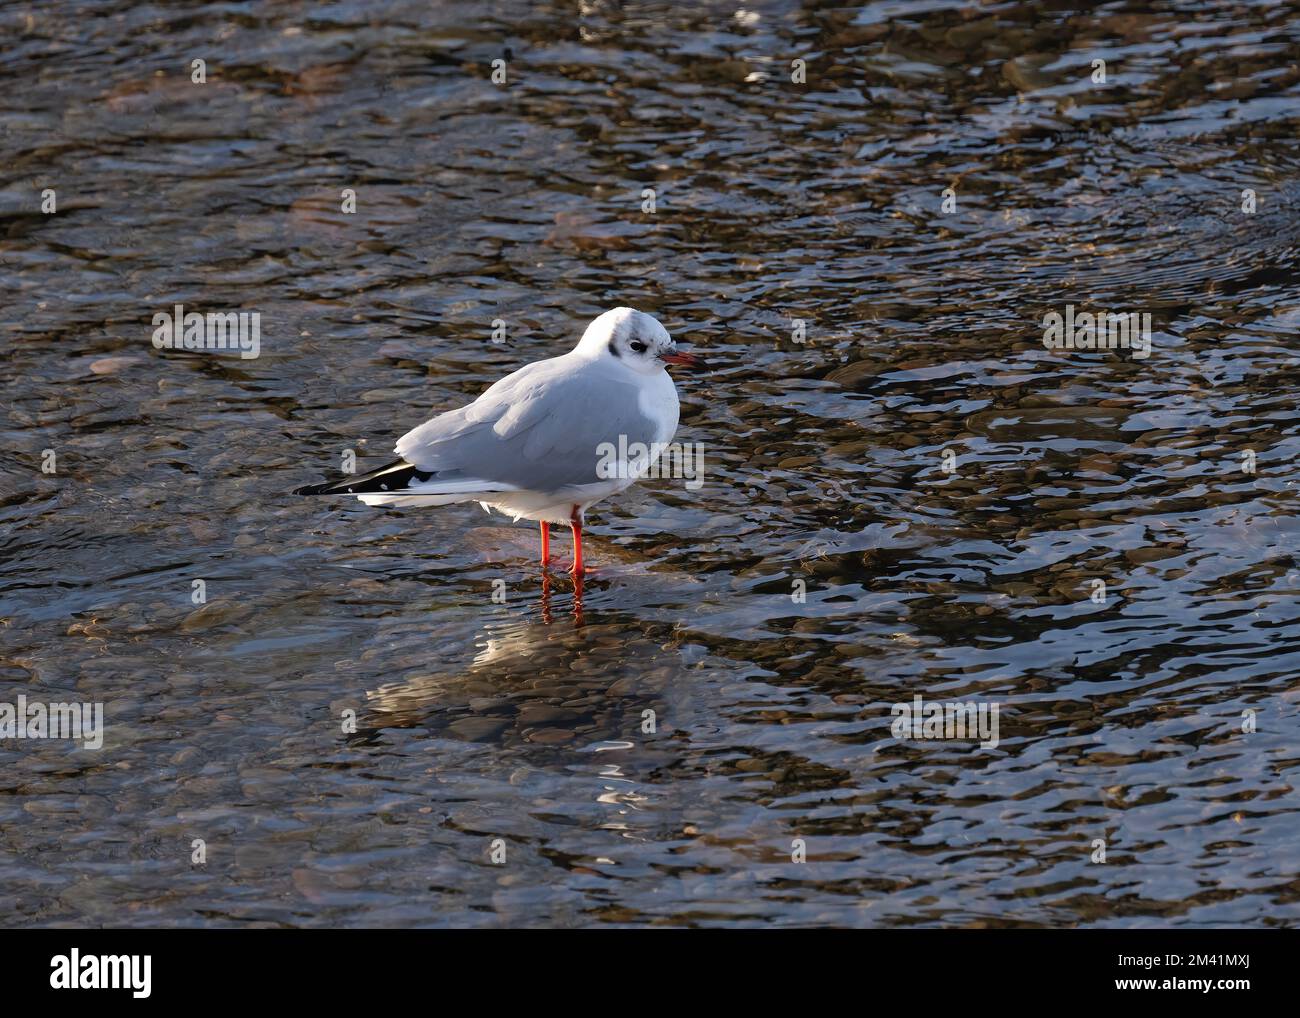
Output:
[
  {"xmin": 569, "ymin": 505, "xmax": 584, "ymax": 576},
  {"xmin": 539, "ymin": 521, "xmax": 550, "ymax": 567}
]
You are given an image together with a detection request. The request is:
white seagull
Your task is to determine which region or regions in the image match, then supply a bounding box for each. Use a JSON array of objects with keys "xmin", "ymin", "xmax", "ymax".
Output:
[{"xmin": 295, "ymin": 307, "xmax": 701, "ymax": 575}]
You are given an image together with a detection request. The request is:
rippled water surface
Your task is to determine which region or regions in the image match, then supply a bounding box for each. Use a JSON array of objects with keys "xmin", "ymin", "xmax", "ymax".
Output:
[{"xmin": 3, "ymin": 0, "xmax": 1300, "ymax": 927}]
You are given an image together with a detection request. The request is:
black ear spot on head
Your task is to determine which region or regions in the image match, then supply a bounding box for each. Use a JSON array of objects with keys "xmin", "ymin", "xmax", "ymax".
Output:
[{"xmin": 607, "ymin": 338, "xmax": 621, "ymax": 358}]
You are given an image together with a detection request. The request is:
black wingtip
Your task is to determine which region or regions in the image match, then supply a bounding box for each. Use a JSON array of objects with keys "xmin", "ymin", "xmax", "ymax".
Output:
[{"xmin": 294, "ymin": 458, "xmax": 433, "ymax": 497}]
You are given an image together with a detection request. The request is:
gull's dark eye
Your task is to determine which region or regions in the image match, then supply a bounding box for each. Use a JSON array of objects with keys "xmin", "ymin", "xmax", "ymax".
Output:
[{"xmin": 630, "ymin": 341, "xmax": 647, "ymax": 353}]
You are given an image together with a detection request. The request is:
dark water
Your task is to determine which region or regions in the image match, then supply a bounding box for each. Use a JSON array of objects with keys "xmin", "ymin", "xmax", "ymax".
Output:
[{"xmin": 2, "ymin": 0, "xmax": 1299, "ymax": 927}]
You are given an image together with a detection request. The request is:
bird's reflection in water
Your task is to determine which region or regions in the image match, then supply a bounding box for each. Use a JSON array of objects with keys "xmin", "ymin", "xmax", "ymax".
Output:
[
  {"xmin": 538, "ymin": 570, "xmax": 583, "ymax": 626},
  {"xmin": 361, "ymin": 579, "xmax": 699, "ymax": 753},
  {"xmin": 358, "ymin": 523, "xmax": 708, "ymax": 750},
  {"xmin": 460, "ymin": 524, "xmax": 697, "ymax": 630}
]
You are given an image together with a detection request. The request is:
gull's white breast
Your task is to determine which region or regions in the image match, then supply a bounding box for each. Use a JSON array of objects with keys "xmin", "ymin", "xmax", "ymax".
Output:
[{"xmin": 639, "ymin": 368, "xmax": 680, "ymax": 448}]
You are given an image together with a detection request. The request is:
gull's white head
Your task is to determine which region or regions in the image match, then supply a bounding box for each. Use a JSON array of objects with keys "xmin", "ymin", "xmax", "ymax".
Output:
[{"xmin": 574, "ymin": 307, "xmax": 699, "ymax": 374}]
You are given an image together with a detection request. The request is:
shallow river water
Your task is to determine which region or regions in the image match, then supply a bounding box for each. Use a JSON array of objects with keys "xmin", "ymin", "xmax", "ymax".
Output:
[{"xmin": 2, "ymin": 0, "xmax": 1299, "ymax": 926}]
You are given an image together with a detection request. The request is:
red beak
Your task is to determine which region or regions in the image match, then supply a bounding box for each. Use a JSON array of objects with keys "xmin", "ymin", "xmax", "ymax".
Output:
[{"xmin": 659, "ymin": 350, "xmax": 703, "ymax": 368}]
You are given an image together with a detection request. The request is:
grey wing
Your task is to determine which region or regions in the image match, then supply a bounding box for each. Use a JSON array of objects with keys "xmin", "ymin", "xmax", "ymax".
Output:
[
  {"xmin": 394, "ymin": 362, "xmax": 661, "ymax": 493},
  {"xmin": 391, "ymin": 358, "xmax": 552, "ymax": 473}
]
